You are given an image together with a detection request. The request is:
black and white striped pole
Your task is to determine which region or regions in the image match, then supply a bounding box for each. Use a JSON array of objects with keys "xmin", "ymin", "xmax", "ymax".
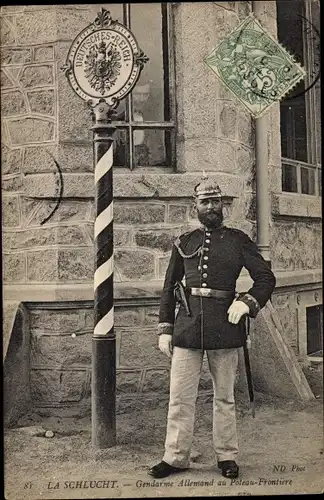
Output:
[
  {"xmin": 62, "ymin": 7, "xmax": 148, "ymax": 448},
  {"xmin": 91, "ymin": 100, "xmax": 116, "ymax": 447}
]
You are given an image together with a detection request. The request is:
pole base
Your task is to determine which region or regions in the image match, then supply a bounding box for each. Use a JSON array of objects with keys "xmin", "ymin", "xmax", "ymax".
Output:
[{"xmin": 92, "ymin": 336, "xmax": 116, "ymax": 448}]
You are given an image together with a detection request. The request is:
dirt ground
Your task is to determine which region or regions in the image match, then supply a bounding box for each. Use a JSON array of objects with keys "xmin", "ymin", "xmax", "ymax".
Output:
[{"xmin": 4, "ymin": 373, "xmax": 324, "ymax": 500}]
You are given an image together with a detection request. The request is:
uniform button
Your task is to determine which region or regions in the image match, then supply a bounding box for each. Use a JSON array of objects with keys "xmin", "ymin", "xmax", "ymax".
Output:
[
  {"xmin": 203, "ymin": 256, "xmax": 209, "ymax": 260},
  {"xmin": 202, "ymin": 273, "xmax": 208, "ymax": 278},
  {"xmin": 203, "ymin": 247, "xmax": 209, "ymax": 252},
  {"xmin": 206, "ymin": 232, "xmax": 211, "ymax": 236},
  {"xmin": 203, "ymin": 264, "xmax": 208, "ymax": 269},
  {"xmin": 205, "ymin": 239, "xmax": 211, "ymax": 244},
  {"xmin": 201, "ymin": 283, "xmax": 207, "ymax": 287}
]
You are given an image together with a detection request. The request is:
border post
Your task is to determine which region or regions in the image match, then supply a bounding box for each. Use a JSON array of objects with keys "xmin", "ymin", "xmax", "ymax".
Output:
[{"xmin": 61, "ymin": 7, "xmax": 148, "ymax": 448}]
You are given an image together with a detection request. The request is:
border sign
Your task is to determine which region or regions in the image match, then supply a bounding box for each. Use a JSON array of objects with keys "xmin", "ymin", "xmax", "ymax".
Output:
[{"xmin": 62, "ymin": 8, "xmax": 148, "ymax": 107}]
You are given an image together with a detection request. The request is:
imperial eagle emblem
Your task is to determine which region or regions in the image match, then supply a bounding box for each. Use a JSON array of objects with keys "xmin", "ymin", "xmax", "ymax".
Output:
[{"xmin": 84, "ymin": 40, "xmax": 122, "ymax": 95}]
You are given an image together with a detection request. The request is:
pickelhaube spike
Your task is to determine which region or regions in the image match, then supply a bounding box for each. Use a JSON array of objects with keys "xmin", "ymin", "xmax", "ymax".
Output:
[{"xmin": 194, "ymin": 172, "xmax": 223, "ymax": 200}]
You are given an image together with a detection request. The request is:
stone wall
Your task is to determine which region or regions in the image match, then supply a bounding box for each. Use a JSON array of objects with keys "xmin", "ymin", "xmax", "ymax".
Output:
[
  {"xmin": 28, "ymin": 302, "xmax": 214, "ymax": 411},
  {"xmin": 2, "ymin": 3, "xmax": 260, "ymax": 291},
  {"xmin": 271, "ymin": 220, "xmax": 322, "ymax": 272},
  {"xmin": 29, "ymin": 303, "xmax": 169, "ymax": 410}
]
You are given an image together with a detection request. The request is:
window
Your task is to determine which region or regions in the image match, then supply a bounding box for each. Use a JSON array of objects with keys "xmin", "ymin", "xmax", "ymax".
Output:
[
  {"xmin": 96, "ymin": 3, "xmax": 175, "ymax": 170},
  {"xmin": 277, "ymin": 0, "xmax": 321, "ymax": 195},
  {"xmin": 306, "ymin": 305, "xmax": 323, "ymax": 356}
]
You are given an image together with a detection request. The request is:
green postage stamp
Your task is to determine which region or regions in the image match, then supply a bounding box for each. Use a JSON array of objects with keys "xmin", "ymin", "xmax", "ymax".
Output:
[{"xmin": 205, "ymin": 14, "xmax": 306, "ymax": 118}]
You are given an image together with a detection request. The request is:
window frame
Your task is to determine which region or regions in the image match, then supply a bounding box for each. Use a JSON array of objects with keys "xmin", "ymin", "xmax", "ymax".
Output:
[
  {"xmin": 112, "ymin": 3, "xmax": 176, "ymax": 171},
  {"xmin": 278, "ymin": 0, "xmax": 321, "ymax": 196},
  {"xmin": 281, "ymin": 157, "xmax": 321, "ymax": 197}
]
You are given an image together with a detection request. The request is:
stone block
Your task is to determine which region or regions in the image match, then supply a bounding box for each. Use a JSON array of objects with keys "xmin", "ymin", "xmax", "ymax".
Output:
[
  {"xmin": 30, "ymin": 310, "xmax": 85, "ymax": 333},
  {"xmin": 27, "ymin": 200, "xmax": 91, "ymax": 226},
  {"xmin": 213, "ymin": 4, "xmax": 239, "ymax": 45},
  {"xmin": 217, "ymin": 139, "xmax": 237, "ymax": 173},
  {"xmin": 1, "ymin": 69, "xmax": 14, "ymax": 88},
  {"xmin": 1, "ymin": 91, "xmax": 27, "ymax": 116},
  {"xmin": 236, "ymin": 145, "xmax": 254, "ymax": 176},
  {"xmin": 271, "ymin": 223, "xmax": 296, "ymax": 270},
  {"xmin": 7, "ymin": 227, "xmax": 56, "ymax": 249},
  {"xmin": 2, "ymin": 175, "xmax": 23, "ymax": 192},
  {"xmin": 34, "ymin": 46, "xmax": 54, "ymax": 62},
  {"xmin": 84, "ymin": 310, "xmax": 94, "ymax": 330},
  {"xmin": 295, "ymin": 224, "xmax": 322, "ymax": 270},
  {"xmin": 15, "ymin": 11, "xmax": 56, "ymax": 44},
  {"xmin": 218, "ymin": 101, "xmax": 237, "ymax": 140},
  {"xmin": 134, "ymin": 228, "xmax": 187, "ymax": 253},
  {"xmin": 114, "ymin": 173, "xmax": 241, "ymax": 199},
  {"xmin": 115, "ymin": 307, "xmax": 144, "ymax": 327},
  {"xmin": 56, "ymin": 50, "xmax": 91, "ymax": 143},
  {"xmin": 8, "ymin": 118, "xmax": 55, "ymax": 146},
  {"xmin": 272, "ymin": 293, "xmax": 291, "ymax": 308},
  {"xmin": 27, "ymin": 90, "xmax": 55, "ymax": 115},
  {"xmin": 2, "ymin": 146, "xmax": 22, "ymax": 175},
  {"xmin": 24, "ymin": 173, "xmax": 94, "ymax": 198},
  {"xmin": 31, "ymin": 333, "xmax": 92, "ymax": 367},
  {"xmin": 1, "ymin": 48, "xmax": 31, "ymax": 65},
  {"xmin": 27, "ymin": 250, "xmax": 58, "ymax": 282},
  {"xmin": 116, "ymin": 370, "xmax": 142, "ymax": 393},
  {"xmin": 245, "ymin": 194, "xmax": 257, "ymax": 220},
  {"xmin": 2, "ymin": 196, "xmax": 20, "ymax": 227},
  {"xmin": 0, "ymin": 18, "xmax": 16, "ymax": 45},
  {"xmin": 114, "ymin": 203, "xmax": 166, "ymax": 225},
  {"xmin": 23, "ymin": 145, "xmax": 57, "ymax": 174},
  {"xmin": 20, "ymin": 198, "xmax": 42, "ymax": 225},
  {"xmin": 3, "ymin": 253, "xmax": 25, "ymax": 283},
  {"xmin": 182, "ymin": 84, "xmax": 217, "ymax": 139},
  {"xmin": 142, "ymin": 369, "xmax": 170, "ymax": 393},
  {"xmin": 56, "ymin": 7, "xmax": 92, "ymax": 40},
  {"xmin": 19, "ymin": 64, "xmax": 54, "ymax": 87},
  {"xmin": 183, "ymin": 138, "xmax": 220, "ymax": 172},
  {"xmin": 237, "ymin": 0, "xmax": 251, "ymax": 20},
  {"xmin": 237, "ymin": 111, "xmax": 254, "ymax": 147},
  {"xmin": 119, "ymin": 328, "xmax": 166, "ymax": 368},
  {"xmin": 143, "ymin": 307, "xmax": 160, "ymax": 326},
  {"xmin": 56, "ymin": 226, "xmax": 87, "ymax": 246},
  {"xmin": 56, "ymin": 143, "xmax": 93, "ymax": 173},
  {"xmin": 58, "ymin": 248, "xmax": 93, "ymax": 281},
  {"xmin": 115, "ymin": 228, "xmax": 130, "ymax": 247},
  {"xmin": 30, "ymin": 369, "xmax": 86, "ymax": 403},
  {"xmin": 115, "ymin": 249, "xmax": 155, "ymax": 281},
  {"xmin": 168, "ymin": 204, "xmax": 188, "ymax": 223}
]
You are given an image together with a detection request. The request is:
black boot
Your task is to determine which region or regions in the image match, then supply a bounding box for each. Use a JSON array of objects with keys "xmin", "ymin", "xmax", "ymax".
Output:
[
  {"xmin": 148, "ymin": 461, "xmax": 187, "ymax": 478},
  {"xmin": 218, "ymin": 460, "xmax": 239, "ymax": 478}
]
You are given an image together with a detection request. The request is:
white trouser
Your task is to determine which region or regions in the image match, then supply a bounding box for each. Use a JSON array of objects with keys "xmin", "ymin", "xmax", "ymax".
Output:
[{"xmin": 163, "ymin": 346, "xmax": 239, "ymax": 468}]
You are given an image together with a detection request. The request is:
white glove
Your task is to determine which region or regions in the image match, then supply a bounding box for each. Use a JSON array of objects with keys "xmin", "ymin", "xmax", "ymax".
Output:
[
  {"xmin": 158, "ymin": 334, "xmax": 173, "ymax": 358},
  {"xmin": 227, "ymin": 300, "xmax": 250, "ymax": 324}
]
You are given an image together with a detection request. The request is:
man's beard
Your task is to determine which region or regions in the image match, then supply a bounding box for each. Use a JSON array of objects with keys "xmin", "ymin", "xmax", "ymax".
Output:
[{"xmin": 197, "ymin": 210, "xmax": 224, "ymax": 229}]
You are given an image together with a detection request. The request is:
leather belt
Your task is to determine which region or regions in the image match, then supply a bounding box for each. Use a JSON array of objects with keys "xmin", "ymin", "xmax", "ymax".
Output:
[{"xmin": 190, "ymin": 287, "xmax": 234, "ymax": 298}]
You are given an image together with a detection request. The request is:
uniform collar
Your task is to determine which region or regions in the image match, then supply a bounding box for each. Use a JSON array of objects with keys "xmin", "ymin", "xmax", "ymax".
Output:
[{"xmin": 199, "ymin": 224, "xmax": 224, "ymax": 232}]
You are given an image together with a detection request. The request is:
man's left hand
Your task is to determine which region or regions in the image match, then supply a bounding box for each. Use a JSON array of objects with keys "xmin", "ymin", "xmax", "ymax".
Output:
[{"xmin": 227, "ymin": 300, "xmax": 250, "ymax": 324}]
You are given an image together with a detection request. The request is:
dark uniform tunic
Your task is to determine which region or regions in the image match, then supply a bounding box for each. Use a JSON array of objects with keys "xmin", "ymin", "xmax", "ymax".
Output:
[{"xmin": 159, "ymin": 225, "xmax": 276, "ymax": 350}]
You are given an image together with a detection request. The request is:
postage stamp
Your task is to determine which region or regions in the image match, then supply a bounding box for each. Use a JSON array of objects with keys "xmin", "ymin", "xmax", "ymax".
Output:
[{"xmin": 204, "ymin": 13, "xmax": 307, "ymax": 118}]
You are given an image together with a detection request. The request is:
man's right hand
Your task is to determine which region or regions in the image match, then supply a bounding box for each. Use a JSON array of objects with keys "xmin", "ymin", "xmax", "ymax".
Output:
[{"xmin": 158, "ymin": 334, "xmax": 173, "ymax": 358}]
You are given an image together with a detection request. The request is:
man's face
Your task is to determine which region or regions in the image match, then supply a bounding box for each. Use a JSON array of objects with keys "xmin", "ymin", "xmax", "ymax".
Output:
[{"xmin": 194, "ymin": 197, "xmax": 223, "ymax": 229}]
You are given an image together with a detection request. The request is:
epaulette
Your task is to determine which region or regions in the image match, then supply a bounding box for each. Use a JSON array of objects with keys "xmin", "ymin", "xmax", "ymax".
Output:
[
  {"xmin": 224, "ymin": 227, "xmax": 247, "ymax": 238},
  {"xmin": 174, "ymin": 229, "xmax": 203, "ymax": 259}
]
